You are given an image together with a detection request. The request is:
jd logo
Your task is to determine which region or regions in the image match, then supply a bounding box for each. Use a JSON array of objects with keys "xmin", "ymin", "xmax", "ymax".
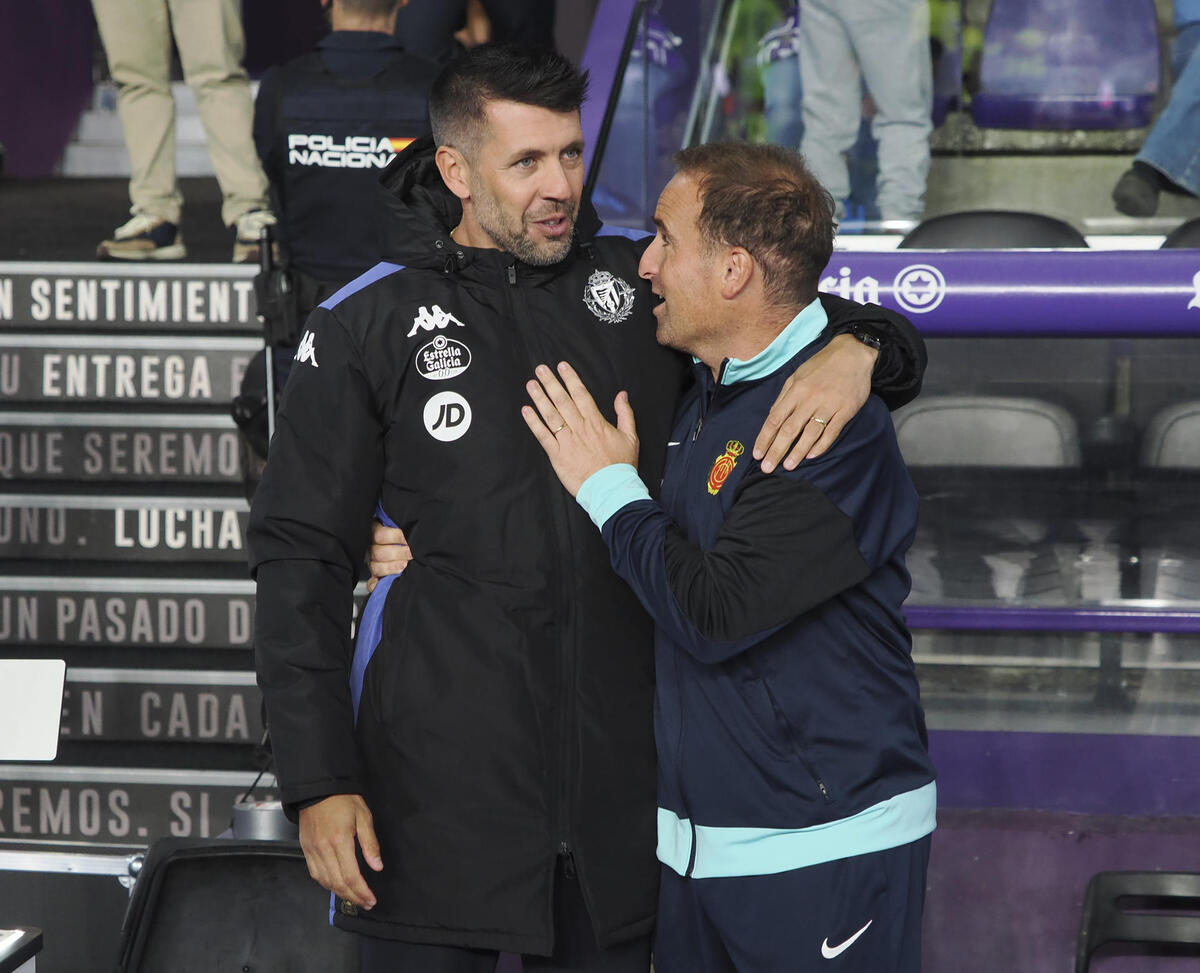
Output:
[{"xmin": 423, "ymin": 390, "xmax": 472, "ymax": 442}]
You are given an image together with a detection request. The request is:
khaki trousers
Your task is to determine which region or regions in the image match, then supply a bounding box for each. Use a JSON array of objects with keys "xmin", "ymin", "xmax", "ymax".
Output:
[{"xmin": 91, "ymin": 0, "xmax": 269, "ymax": 226}]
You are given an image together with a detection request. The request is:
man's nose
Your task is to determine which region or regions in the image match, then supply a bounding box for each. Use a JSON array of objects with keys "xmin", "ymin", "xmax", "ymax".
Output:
[
  {"xmin": 541, "ymin": 159, "xmax": 572, "ymax": 201},
  {"xmin": 638, "ymin": 239, "xmax": 661, "ymax": 280}
]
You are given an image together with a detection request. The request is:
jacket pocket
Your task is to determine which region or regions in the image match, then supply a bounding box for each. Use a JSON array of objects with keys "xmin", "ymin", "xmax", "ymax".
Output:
[{"xmin": 744, "ymin": 661, "xmax": 835, "ymax": 806}]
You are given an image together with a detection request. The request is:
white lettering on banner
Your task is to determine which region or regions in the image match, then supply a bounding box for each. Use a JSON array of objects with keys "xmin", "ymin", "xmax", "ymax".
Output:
[
  {"xmin": 140, "ymin": 691, "xmax": 251, "ymax": 740},
  {"xmin": 41, "ymin": 353, "xmax": 214, "ymax": 399},
  {"xmin": 54, "ymin": 596, "xmax": 208, "ymax": 644},
  {"xmin": 818, "ymin": 267, "xmax": 880, "ymax": 305},
  {"xmin": 27, "ymin": 277, "xmax": 253, "ymax": 324},
  {"xmin": 0, "ymin": 430, "xmax": 64, "ymax": 479},
  {"xmin": 0, "ymin": 595, "xmax": 38, "ymax": 641},
  {"xmin": 0, "ymin": 278, "xmax": 12, "ymax": 319},
  {"xmin": 0, "ymin": 507, "xmax": 67, "ymax": 545},
  {"xmin": 0, "ymin": 786, "xmax": 132, "ymax": 838},
  {"xmin": 114, "ymin": 508, "xmax": 242, "ymax": 551}
]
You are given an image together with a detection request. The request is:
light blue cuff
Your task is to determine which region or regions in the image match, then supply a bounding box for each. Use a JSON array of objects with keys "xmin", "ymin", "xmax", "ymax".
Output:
[{"xmin": 575, "ymin": 463, "xmax": 651, "ymax": 529}]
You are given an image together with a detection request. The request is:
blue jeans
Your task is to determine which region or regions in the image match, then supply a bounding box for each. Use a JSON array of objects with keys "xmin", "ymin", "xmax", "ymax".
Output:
[{"xmin": 1138, "ymin": 22, "xmax": 1200, "ymax": 197}]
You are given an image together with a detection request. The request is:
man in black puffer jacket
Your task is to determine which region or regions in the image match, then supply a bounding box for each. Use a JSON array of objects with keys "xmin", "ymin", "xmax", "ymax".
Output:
[{"xmin": 249, "ymin": 44, "xmax": 927, "ymax": 973}]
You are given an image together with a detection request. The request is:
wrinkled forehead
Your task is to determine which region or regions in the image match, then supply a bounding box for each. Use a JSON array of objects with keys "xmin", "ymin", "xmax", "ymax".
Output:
[{"xmin": 478, "ymin": 99, "xmax": 584, "ymax": 157}]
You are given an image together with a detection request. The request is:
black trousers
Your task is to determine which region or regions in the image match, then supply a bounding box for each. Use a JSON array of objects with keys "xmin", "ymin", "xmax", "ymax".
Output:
[{"xmin": 358, "ymin": 857, "xmax": 651, "ymax": 973}]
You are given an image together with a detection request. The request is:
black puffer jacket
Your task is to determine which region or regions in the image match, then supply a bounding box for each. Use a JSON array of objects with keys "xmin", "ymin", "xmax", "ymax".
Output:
[{"xmin": 248, "ymin": 137, "xmax": 927, "ymax": 954}]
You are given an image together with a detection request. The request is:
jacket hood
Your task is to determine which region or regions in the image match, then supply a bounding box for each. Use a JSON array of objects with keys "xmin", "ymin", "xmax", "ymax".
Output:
[{"xmin": 377, "ymin": 134, "xmax": 604, "ymax": 274}]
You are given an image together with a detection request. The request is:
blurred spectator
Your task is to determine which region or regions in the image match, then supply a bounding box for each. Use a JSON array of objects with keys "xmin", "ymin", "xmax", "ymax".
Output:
[
  {"xmin": 91, "ymin": 0, "xmax": 275, "ymax": 261},
  {"xmin": 394, "ymin": 0, "xmax": 555, "ymax": 63},
  {"xmin": 797, "ymin": 0, "xmax": 932, "ymax": 223},
  {"xmin": 1112, "ymin": 0, "xmax": 1200, "ymax": 216}
]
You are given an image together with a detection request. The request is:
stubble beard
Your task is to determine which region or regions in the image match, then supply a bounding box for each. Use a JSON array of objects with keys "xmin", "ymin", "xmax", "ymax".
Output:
[{"xmin": 472, "ymin": 183, "xmax": 577, "ymax": 266}]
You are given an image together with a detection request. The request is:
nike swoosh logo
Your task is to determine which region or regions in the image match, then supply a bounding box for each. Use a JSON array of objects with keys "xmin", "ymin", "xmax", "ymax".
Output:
[
  {"xmin": 820, "ymin": 919, "xmax": 872, "ymax": 959},
  {"xmin": 667, "ymin": 441, "xmax": 682, "ymax": 447}
]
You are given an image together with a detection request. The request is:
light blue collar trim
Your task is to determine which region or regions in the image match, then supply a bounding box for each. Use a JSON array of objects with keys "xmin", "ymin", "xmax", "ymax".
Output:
[{"xmin": 715, "ymin": 298, "xmax": 828, "ymax": 385}]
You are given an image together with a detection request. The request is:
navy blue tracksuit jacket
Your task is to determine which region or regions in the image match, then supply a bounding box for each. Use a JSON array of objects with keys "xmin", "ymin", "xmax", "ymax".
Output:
[{"xmin": 575, "ymin": 298, "xmax": 937, "ymax": 880}]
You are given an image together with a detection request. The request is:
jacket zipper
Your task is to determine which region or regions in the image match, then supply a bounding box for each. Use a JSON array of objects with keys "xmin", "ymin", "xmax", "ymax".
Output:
[{"xmin": 504, "ymin": 260, "xmax": 581, "ymax": 887}]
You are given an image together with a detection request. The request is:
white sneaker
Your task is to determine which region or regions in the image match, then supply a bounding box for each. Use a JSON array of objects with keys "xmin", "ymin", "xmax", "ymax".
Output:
[
  {"xmin": 233, "ymin": 209, "xmax": 277, "ymax": 263},
  {"xmin": 97, "ymin": 213, "xmax": 187, "ymax": 261}
]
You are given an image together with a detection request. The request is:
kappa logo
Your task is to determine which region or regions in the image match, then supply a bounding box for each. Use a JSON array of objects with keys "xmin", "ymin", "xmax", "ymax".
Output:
[
  {"xmin": 416, "ymin": 334, "xmax": 472, "ymax": 380},
  {"xmin": 820, "ymin": 919, "xmax": 873, "ymax": 960},
  {"xmin": 423, "ymin": 390, "xmax": 472, "ymax": 442},
  {"xmin": 706, "ymin": 440, "xmax": 744, "ymax": 495},
  {"xmin": 294, "ymin": 330, "xmax": 319, "ymax": 368},
  {"xmin": 583, "ymin": 270, "xmax": 636, "ymax": 324},
  {"xmin": 408, "ymin": 304, "xmax": 466, "ymax": 338}
]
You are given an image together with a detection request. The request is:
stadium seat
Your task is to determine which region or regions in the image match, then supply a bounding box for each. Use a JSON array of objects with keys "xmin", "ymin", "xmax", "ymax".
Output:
[
  {"xmin": 899, "ymin": 209, "xmax": 1087, "ymax": 248},
  {"xmin": 114, "ymin": 837, "xmax": 358, "ymax": 972},
  {"xmin": 970, "ymin": 0, "xmax": 1160, "ymax": 130},
  {"xmin": 894, "ymin": 395, "xmax": 1085, "ymax": 604},
  {"xmin": 1136, "ymin": 400, "xmax": 1200, "ymax": 608},
  {"xmin": 1161, "ymin": 216, "xmax": 1200, "ymax": 248},
  {"xmin": 1075, "ymin": 870, "xmax": 1200, "ymax": 972}
]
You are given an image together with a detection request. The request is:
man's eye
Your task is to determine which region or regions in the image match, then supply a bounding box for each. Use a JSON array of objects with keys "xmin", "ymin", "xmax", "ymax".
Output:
[
  {"xmin": 516, "ymin": 157, "xmax": 535, "ymax": 169},
  {"xmin": 563, "ymin": 148, "xmax": 581, "ymax": 161}
]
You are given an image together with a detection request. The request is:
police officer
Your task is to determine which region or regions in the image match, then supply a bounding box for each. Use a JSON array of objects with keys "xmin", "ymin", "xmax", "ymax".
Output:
[
  {"xmin": 234, "ymin": 0, "xmax": 440, "ymax": 495},
  {"xmin": 252, "ymin": 0, "xmax": 440, "ymax": 311}
]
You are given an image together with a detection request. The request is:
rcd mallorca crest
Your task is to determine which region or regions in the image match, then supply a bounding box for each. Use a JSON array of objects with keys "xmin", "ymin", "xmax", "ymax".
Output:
[
  {"xmin": 707, "ymin": 440, "xmax": 744, "ymax": 495},
  {"xmin": 583, "ymin": 270, "xmax": 635, "ymax": 324}
]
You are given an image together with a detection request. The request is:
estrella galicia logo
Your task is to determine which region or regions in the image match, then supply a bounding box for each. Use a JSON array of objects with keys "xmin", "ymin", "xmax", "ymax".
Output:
[
  {"xmin": 423, "ymin": 390, "xmax": 472, "ymax": 442},
  {"xmin": 707, "ymin": 440, "xmax": 744, "ymax": 496},
  {"xmin": 583, "ymin": 270, "xmax": 636, "ymax": 324},
  {"xmin": 416, "ymin": 335, "xmax": 472, "ymax": 381},
  {"xmin": 892, "ymin": 264, "xmax": 946, "ymax": 314}
]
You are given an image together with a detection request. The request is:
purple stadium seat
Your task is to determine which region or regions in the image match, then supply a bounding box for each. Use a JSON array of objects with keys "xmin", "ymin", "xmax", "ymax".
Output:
[{"xmin": 970, "ymin": 0, "xmax": 1160, "ymax": 130}]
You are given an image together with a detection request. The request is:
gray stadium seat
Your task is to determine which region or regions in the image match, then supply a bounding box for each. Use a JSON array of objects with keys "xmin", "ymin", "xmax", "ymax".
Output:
[
  {"xmin": 899, "ymin": 209, "xmax": 1088, "ymax": 249},
  {"xmin": 1161, "ymin": 217, "xmax": 1200, "ymax": 249}
]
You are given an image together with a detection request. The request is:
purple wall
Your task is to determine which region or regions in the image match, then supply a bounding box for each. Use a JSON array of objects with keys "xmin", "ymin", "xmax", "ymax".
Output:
[{"xmin": 0, "ymin": 3, "xmax": 96, "ymax": 178}]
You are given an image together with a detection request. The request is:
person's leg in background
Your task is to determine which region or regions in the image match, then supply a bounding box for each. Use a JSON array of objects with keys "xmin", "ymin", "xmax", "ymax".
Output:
[
  {"xmin": 798, "ymin": 0, "xmax": 863, "ymax": 221},
  {"xmin": 1114, "ymin": 21, "xmax": 1200, "ymax": 216},
  {"xmin": 168, "ymin": 0, "xmax": 273, "ymax": 259},
  {"xmin": 849, "ymin": 0, "xmax": 932, "ymax": 223},
  {"xmin": 91, "ymin": 0, "xmax": 187, "ymax": 259}
]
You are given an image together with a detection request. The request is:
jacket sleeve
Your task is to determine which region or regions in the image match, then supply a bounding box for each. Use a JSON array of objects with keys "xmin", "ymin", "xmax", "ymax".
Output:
[
  {"xmin": 819, "ymin": 292, "xmax": 927, "ymax": 410},
  {"xmin": 247, "ymin": 306, "xmax": 384, "ymax": 810},
  {"xmin": 586, "ymin": 465, "xmax": 871, "ymax": 665}
]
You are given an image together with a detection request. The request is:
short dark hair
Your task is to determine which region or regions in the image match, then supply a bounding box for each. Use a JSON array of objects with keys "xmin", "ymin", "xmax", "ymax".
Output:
[
  {"xmin": 672, "ymin": 143, "xmax": 835, "ymax": 307},
  {"xmin": 429, "ymin": 44, "xmax": 589, "ymax": 160}
]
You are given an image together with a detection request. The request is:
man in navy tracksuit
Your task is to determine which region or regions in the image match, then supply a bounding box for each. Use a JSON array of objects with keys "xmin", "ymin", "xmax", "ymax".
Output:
[{"xmin": 522, "ymin": 142, "xmax": 936, "ymax": 972}]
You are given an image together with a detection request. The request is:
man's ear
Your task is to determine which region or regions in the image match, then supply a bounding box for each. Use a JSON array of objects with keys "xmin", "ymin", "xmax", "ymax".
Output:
[
  {"xmin": 435, "ymin": 146, "xmax": 471, "ymax": 202},
  {"xmin": 720, "ymin": 247, "xmax": 754, "ymax": 300}
]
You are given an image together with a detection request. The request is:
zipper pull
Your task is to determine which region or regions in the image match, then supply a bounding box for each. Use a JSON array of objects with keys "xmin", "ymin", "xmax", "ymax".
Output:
[
  {"xmin": 692, "ymin": 416, "xmax": 703, "ymax": 442},
  {"xmin": 507, "ymin": 264, "xmax": 517, "ymax": 285}
]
